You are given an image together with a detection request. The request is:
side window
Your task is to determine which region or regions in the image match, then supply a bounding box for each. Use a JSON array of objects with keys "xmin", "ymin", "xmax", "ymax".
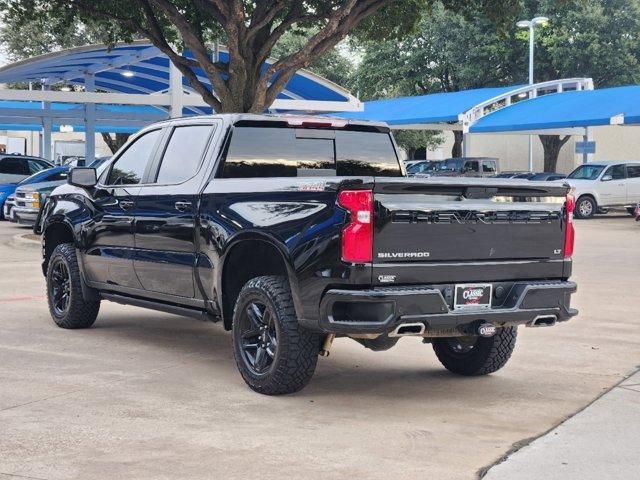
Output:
[
  {"xmin": 155, "ymin": 125, "xmax": 213, "ymax": 184},
  {"xmin": 626, "ymin": 165, "xmax": 640, "ymax": 178},
  {"xmin": 0, "ymin": 158, "xmax": 28, "ymax": 175},
  {"xmin": 28, "ymin": 160, "xmax": 49, "ymax": 174},
  {"xmin": 482, "ymin": 161, "xmax": 497, "ymax": 173},
  {"xmin": 335, "ymin": 131, "xmax": 402, "ymax": 176},
  {"xmin": 465, "ymin": 161, "xmax": 479, "ymax": 172},
  {"xmin": 222, "ymin": 127, "xmax": 334, "ymax": 178},
  {"xmin": 605, "ymin": 164, "xmax": 626, "ymax": 180},
  {"xmin": 106, "ymin": 129, "xmax": 162, "ymax": 185}
]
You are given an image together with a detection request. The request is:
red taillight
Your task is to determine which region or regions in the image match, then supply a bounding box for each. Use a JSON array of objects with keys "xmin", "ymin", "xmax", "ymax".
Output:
[
  {"xmin": 564, "ymin": 194, "xmax": 575, "ymax": 258},
  {"xmin": 338, "ymin": 190, "xmax": 373, "ymax": 263}
]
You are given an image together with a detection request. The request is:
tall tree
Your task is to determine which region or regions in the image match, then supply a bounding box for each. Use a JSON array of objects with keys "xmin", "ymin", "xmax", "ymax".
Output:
[
  {"xmin": 355, "ymin": 2, "xmax": 521, "ymax": 156},
  {"xmin": 1, "ymin": 0, "xmax": 520, "ymax": 113},
  {"xmin": 522, "ymin": 0, "xmax": 640, "ymax": 171}
]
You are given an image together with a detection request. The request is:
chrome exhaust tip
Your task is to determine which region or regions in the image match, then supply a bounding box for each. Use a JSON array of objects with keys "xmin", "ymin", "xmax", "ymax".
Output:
[
  {"xmin": 528, "ymin": 315, "xmax": 557, "ymax": 328},
  {"xmin": 389, "ymin": 322, "xmax": 426, "ymax": 337}
]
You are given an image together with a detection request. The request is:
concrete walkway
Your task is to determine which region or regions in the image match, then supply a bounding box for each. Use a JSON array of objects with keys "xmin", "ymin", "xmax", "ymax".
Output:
[{"xmin": 484, "ymin": 368, "xmax": 640, "ymax": 480}]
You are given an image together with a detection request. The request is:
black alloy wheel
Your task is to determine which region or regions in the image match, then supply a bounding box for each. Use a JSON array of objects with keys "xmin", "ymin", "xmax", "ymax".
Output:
[
  {"xmin": 49, "ymin": 258, "xmax": 71, "ymax": 317},
  {"xmin": 238, "ymin": 300, "xmax": 279, "ymax": 376}
]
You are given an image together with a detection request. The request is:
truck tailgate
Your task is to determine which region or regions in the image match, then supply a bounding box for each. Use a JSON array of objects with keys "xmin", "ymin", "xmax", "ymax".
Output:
[{"xmin": 373, "ymin": 178, "xmax": 571, "ymax": 284}]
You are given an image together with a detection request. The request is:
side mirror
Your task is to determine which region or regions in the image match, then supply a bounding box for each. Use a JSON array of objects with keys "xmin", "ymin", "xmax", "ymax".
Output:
[
  {"xmin": 601, "ymin": 174, "xmax": 613, "ymax": 182},
  {"xmin": 68, "ymin": 167, "xmax": 97, "ymax": 188}
]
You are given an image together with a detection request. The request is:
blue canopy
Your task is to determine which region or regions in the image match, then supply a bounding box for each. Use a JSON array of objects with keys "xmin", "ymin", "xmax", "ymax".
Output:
[
  {"xmin": 0, "ymin": 42, "xmax": 356, "ymax": 107},
  {"xmin": 471, "ymin": 86, "xmax": 640, "ymax": 133},
  {"xmin": 333, "ymin": 86, "xmax": 520, "ymax": 125}
]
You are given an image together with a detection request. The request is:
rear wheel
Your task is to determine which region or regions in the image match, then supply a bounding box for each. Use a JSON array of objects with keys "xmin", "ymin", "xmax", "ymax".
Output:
[
  {"xmin": 232, "ymin": 276, "xmax": 320, "ymax": 395},
  {"xmin": 432, "ymin": 327, "xmax": 517, "ymax": 376},
  {"xmin": 575, "ymin": 196, "xmax": 596, "ymax": 219},
  {"xmin": 47, "ymin": 243, "xmax": 100, "ymax": 329}
]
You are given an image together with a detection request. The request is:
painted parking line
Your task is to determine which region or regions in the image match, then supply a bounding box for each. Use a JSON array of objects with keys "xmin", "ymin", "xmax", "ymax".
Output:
[{"xmin": 0, "ymin": 295, "xmax": 46, "ymax": 304}]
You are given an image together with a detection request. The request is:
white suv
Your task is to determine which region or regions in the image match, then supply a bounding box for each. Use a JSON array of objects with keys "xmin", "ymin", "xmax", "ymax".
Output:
[{"xmin": 565, "ymin": 161, "xmax": 640, "ymax": 219}]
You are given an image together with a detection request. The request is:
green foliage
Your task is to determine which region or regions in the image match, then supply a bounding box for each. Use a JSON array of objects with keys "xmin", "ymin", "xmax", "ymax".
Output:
[
  {"xmin": 393, "ymin": 130, "xmax": 444, "ymax": 153},
  {"xmin": 271, "ymin": 31, "xmax": 354, "ymax": 87}
]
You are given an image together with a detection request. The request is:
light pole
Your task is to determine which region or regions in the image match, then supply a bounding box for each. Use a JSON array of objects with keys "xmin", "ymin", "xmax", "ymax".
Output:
[{"xmin": 517, "ymin": 16, "xmax": 549, "ymax": 172}]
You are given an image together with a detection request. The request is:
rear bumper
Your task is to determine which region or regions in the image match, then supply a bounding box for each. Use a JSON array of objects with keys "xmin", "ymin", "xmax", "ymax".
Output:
[{"xmin": 318, "ymin": 280, "xmax": 577, "ymax": 335}]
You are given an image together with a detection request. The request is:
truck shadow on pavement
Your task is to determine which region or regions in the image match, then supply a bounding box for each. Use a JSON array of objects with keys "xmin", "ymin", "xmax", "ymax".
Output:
[{"xmin": 88, "ymin": 310, "xmax": 524, "ymax": 401}]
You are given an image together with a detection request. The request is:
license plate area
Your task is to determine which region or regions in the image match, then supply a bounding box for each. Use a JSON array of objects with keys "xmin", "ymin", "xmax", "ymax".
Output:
[{"xmin": 454, "ymin": 283, "xmax": 492, "ymax": 310}]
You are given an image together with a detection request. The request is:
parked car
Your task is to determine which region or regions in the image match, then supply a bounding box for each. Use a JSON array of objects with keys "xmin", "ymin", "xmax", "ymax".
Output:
[
  {"xmin": 38, "ymin": 114, "xmax": 577, "ymax": 395},
  {"xmin": 2, "ymin": 194, "xmax": 15, "ymax": 219},
  {"xmin": 10, "ymin": 166, "xmax": 69, "ymax": 226},
  {"xmin": 528, "ymin": 172, "xmax": 566, "ymax": 181},
  {"xmin": 431, "ymin": 157, "xmax": 499, "ymax": 177},
  {"xmin": 565, "ymin": 161, "xmax": 640, "ymax": 219},
  {"xmin": 0, "ymin": 154, "xmax": 53, "ymax": 218},
  {"xmin": 88, "ymin": 156, "xmax": 112, "ymax": 170},
  {"xmin": 406, "ymin": 160, "xmax": 443, "ymax": 176}
]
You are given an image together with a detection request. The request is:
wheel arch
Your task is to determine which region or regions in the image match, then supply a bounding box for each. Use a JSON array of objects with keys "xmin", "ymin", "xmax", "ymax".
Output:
[
  {"xmin": 217, "ymin": 232, "xmax": 303, "ymax": 330},
  {"xmin": 42, "ymin": 219, "xmax": 76, "ymax": 275}
]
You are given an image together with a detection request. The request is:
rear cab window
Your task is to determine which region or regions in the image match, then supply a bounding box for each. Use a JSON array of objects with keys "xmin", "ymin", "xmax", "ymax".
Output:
[{"xmin": 220, "ymin": 123, "xmax": 402, "ymax": 178}]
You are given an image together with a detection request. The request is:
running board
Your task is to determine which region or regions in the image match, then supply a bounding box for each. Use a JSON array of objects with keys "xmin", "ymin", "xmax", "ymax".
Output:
[{"xmin": 100, "ymin": 292, "xmax": 217, "ymax": 322}]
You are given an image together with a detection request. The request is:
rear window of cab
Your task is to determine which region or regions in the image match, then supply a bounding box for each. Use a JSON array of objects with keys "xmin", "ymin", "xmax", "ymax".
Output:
[{"xmin": 220, "ymin": 126, "xmax": 403, "ymax": 178}]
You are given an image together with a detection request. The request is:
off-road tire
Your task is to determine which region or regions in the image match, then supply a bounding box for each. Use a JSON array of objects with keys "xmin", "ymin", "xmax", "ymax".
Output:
[
  {"xmin": 232, "ymin": 276, "xmax": 320, "ymax": 395},
  {"xmin": 432, "ymin": 327, "xmax": 517, "ymax": 376},
  {"xmin": 47, "ymin": 243, "xmax": 100, "ymax": 329},
  {"xmin": 575, "ymin": 196, "xmax": 596, "ymax": 219}
]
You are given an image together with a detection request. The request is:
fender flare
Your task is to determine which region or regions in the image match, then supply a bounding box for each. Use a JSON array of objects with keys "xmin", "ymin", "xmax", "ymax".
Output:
[{"xmin": 216, "ymin": 230, "xmax": 304, "ymax": 322}]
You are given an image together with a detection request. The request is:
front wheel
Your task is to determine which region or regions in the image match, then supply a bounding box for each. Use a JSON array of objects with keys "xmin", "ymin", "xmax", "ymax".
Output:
[
  {"xmin": 232, "ymin": 276, "xmax": 320, "ymax": 395},
  {"xmin": 575, "ymin": 196, "xmax": 596, "ymax": 219},
  {"xmin": 432, "ymin": 327, "xmax": 517, "ymax": 376},
  {"xmin": 47, "ymin": 243, "xmax": 100, "ymax": 329}
]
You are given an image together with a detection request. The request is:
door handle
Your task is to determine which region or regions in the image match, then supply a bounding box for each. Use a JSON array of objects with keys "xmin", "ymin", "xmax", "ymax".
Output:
[
  {"xmin": 174, "ymin": 201, "xmax": 192, "ymax": 212},
  {"xmin": 119, "ymin": 200, "xmax": 134, "ymax": 211}
]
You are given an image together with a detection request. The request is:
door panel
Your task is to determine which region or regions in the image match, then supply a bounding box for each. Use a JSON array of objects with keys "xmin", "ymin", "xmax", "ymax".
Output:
[
  {"xmin": 599, "ymin": 165, "xmax": 627, "ymax": 205},
  {"xmin": 83, "ymin": 186, "xmax": 142, "ymax": 288},
  {"xmin": 626, "ymin": 165, "xmax": 640, "ymax": 203},
  {"xmin": 133, "ymin": 187, "xmax": 198, "ymax": 297},
  {"xmin": 82, "ymin": 128, "xmax": 164, "ymax": 288},
  {"xmin": 133, "ymin": 124, "xmax": 215, "ymax": 298}
]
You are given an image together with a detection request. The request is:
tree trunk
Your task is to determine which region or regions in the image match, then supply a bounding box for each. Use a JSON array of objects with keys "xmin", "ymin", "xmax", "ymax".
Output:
[
  {"xmin": 452, "ymin": 131, "xmax": 463, "ymax": 158},
  {"xmin": 538, "ymin": 135, "xmax": 571, "ymax": 172},
  {"xmin": 101, "ymin": 133, "xmax": 131, "ymax": 154}
]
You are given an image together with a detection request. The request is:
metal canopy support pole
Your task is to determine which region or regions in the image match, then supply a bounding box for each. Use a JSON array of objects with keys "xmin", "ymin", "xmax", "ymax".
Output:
[
  {"xmin": 582, "ymin": 127, "xmax": 593, "ymax": 164},
  {"xmin": 42, "ymin": 84, "xmax": 52, "ymax": 161},
  {"xmin": 462, "ymin": 133, "xmax": 471, "ymax": 158},
  {"xmin": 85, "ymin": 73, "xmax": 96, "ymax": 166},
  {"xmin": 527, "ymin": 24, "xmax": 535, "ymax": 172},
  {"xmin": 169, "ymin": 61, "xmax": 183, "ymax": 118}
]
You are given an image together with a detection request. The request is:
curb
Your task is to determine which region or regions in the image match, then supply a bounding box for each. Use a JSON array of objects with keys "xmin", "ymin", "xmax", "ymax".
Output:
[{"xmin": 9, "ymin": 233, "xmax": 41, "ymax": 250}]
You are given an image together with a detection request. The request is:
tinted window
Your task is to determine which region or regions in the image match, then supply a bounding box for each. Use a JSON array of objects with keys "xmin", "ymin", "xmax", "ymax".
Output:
[
  {"xmin": 28, "ymin": 160, "xmax": 49, "ymax": 174},
  {"xmin": 335, "ymin": 131, "xmax": 401, "ymax": 176},
  {"xmin": 483, "ymin": 161, "xmax": 497, "ymax": 173},
  {"xmin": 156, "ymin": 125, "xmax": 213, "ymax": 184},
  {"xmin": 626, "ymin": 165, "xmax": 640, "ymax": 178},
  {"xmin": 438, "ymin": 159, "xmax": 464, "ymax": 171},
  {"xmin": 568, "ymin": 165, "xmax": 605, "ymax": 180},
  {"xmin": 0, "ymin": 158, "xmax": 28, "ymax": 175},
  {"xmin": 605, "ymin": 164, "xmax": 626, "ymax": 180},
  {"xmin": 464, "ymin": 160, "xmax": 479, "ymax": 172},
  {"xmin": 222, "ymin": 127, "xmax": 335, "ymax": 178},
  {"xmin": 107, "ymin": 129, "xmax": 162, "ymax": 185}
]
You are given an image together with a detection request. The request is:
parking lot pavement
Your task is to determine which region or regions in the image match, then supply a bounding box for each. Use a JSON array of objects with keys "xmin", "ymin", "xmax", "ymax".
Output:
[
  {"xmin": 483, "ymin": 368, "xmax": 640, "ymax": 480},
  {"xmin": 0, "ymin": 216, "xmax": 639, "ymax": 480}
]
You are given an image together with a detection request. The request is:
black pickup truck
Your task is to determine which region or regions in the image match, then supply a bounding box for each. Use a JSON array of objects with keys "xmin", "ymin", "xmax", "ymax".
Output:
[{"xmin": 38, "ymin": 114, "xmax": 577, "ymax": 395}]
